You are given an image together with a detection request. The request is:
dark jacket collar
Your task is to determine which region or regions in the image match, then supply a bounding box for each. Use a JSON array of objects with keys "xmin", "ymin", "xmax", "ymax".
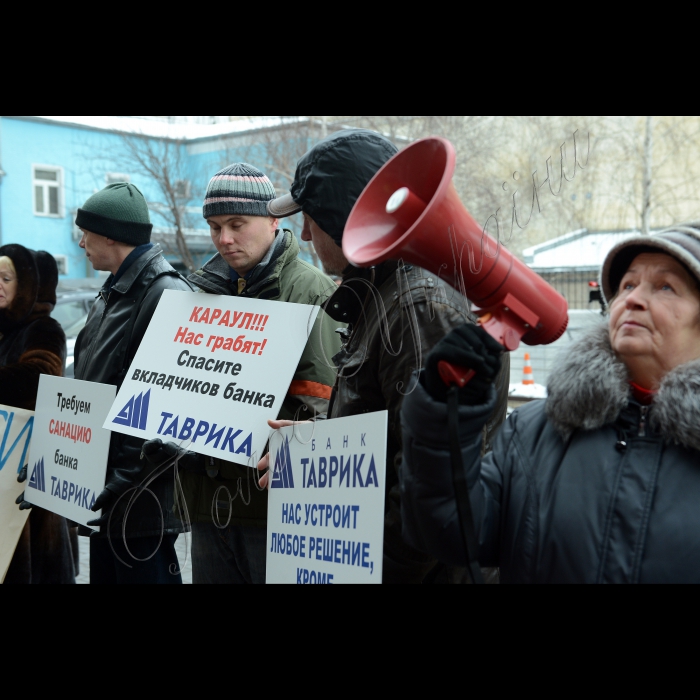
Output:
[
  {"xmin": 324, "ymin": 260, "xmax": 399, "ymax": 324},
  {"xmin": 105, "ymin": 244, "xmax": 163, "ymax": 295},
  {"xmin": 546, "ymin": 323, "xmax": 700, "ymax": 451},
  {"xmin": 108, "ymin": 243, "xmax": 154, "ymax": 292},
  {"xmin": 238, "ymin": 230, "xmax": 287, "ymax": 291}
]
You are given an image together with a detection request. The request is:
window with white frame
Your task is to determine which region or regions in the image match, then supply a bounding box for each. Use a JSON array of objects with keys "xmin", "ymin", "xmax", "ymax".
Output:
[
  {"xmin": 71, "ymin": 211, "xmax": 82, "ymax": 242},
  {"xmin": 33, "ymin": 165, "xmax": 63, "ymax": 217},
  {"xmin": 54, "ymin": 255, "xmax": 68, "ymax": 276},
  {"xmin": 174, "ymin": 179, "xmax": 191, "ymax": 200}
]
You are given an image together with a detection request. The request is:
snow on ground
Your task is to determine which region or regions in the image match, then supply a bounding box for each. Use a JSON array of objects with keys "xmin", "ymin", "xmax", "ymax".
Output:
[
  {"xmin": 76, "ymin": 533, "xmax": 193, "ymax": 584},
  {"xmin": 508, "ymin": 382, "xmax": 547, "ymax": 400}
]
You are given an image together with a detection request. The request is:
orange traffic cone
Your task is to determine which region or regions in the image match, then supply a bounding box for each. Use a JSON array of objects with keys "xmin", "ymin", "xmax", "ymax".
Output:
[{"xmin": 522, "ymin": 353, "xmax": 535, "ymax": 385}]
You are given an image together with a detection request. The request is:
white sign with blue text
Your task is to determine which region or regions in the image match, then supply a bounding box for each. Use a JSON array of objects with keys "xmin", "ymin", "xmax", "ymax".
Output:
[
  {"xmin": 24, "ymin": 375, "xmax": 115, "ymax": 528},
  {"xmin": 0, "ymin": 405, "xmax": 34, "ymax": 583},
  {"xmin": 104, "ymin": 290, "xmax": 320, "ymax": 467},
  {"xmin": 266, "ymin": 411, "xmax": 387, "ymax": 584}
]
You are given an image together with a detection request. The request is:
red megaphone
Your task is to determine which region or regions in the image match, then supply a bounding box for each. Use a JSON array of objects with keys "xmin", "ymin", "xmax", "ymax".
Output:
[{"xmin": 343, "ymin": 136, "xmax": 568, "ymax": 352}]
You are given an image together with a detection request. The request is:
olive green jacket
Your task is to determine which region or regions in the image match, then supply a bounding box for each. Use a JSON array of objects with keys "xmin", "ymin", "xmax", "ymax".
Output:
[{"xmin": 179, "ymin": 231, "xmax": 340, "ymax": 526}]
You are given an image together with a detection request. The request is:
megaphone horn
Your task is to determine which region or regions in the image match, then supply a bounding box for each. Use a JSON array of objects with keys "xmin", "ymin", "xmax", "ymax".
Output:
[{"xmin": 343, "ymin": 137, "xmax": 568, "ymax": 351}]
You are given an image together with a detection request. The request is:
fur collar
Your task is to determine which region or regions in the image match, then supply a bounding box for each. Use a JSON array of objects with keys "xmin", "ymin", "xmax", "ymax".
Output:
[{"xmin": 546, "ymin": 323, "xmax": 700, "ymax": 451}]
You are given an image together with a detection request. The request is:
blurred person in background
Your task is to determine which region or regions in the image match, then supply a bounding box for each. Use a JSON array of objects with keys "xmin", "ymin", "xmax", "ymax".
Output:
[
  {"xmin": 262, "ymin": 129, "xmax": 510, "ymax": 584},
  {"xmin": 73, "ymin": 182, "xmax": 192, "ymax": 584},
  {"xmin": 400, "ymin": 224, "xmax": 700, "ymax": 583},
  {"xmin": 2, "ymin": 245, "xmax": 74, "ymax": 584}
]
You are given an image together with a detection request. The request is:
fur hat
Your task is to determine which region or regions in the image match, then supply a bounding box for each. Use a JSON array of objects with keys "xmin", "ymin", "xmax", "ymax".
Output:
[
  {"xmin": 601, "ymin": 224, "xmax": 700, "ymax": 304},
  {"xmin": 0, "ymin": 245, "xmax": 59, "ymax": 334},
  {"xmin": 0, "ymin": 244, "xmax": 39, "ymax": 331}
]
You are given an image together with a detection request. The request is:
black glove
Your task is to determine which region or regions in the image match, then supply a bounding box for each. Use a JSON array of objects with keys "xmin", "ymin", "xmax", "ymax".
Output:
[
  {"xmin": 86, "ymin": 486, "xmax": 119, "ymax": 528},
  {"xmin": 423, "ymin": 323, "xmax": 504, "ymax": 404},
  {"xmin": 141, "ymin": 438, "xmax": 204, "ymax": 474},
  {"xmin": 15, "ymin": 464, "xmax": 32, "ymax": 510}
]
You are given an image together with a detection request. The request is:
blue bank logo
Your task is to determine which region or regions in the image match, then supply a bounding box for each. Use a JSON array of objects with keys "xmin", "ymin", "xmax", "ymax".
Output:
[
  {"xmin": 271, "ymin": 436, "xmax": 294, "ymax": 489},
  {"xmin": 113, "ymin": 390, "xmax": 150, "ymax": 430},
  {"xmin": 28, "ymin": 457, "xmax": 46, "ymax": 492}
]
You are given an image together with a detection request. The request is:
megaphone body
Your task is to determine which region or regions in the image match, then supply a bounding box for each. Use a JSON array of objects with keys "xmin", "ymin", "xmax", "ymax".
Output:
[{"xmin": 343, "ymin": 137, "xmax": 568, "ymax": 353}]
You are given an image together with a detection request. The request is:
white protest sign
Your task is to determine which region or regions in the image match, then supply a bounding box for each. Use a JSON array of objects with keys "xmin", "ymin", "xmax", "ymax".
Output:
[
  {"xmin": 104, "ymin": 290, "xmax": 319, "ymax": 468},
  {"xmin": 24, "ymin": 376, "xmax": 115, "ymax": 528},
  {"xmin": 0, "ymin": 405, "xmax": 33, "ymax": 583},
  {"xmin": 266, "ymin": 411, "xmax": 387, "ymax": 584}
]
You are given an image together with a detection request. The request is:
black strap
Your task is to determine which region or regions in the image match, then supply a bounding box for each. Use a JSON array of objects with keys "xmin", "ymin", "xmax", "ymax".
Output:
[
  {"xmin": 447, "ymin": 386, "xmax": 484, "ymax": 584},
  {"xmin": 115, "ymin": 270, "xmax": 183, "ymax": 385}
]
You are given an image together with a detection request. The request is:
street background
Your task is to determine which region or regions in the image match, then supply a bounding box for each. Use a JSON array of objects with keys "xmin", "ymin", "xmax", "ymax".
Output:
[{"xmin": 76, "ymin": 533, "xmax": 192, "ymax": 584}]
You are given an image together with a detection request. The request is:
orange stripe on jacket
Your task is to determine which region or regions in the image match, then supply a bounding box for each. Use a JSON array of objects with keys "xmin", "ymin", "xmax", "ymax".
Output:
[{"xmin": 288, "ymin": 380, "xmax": 332, "ymax": 400}]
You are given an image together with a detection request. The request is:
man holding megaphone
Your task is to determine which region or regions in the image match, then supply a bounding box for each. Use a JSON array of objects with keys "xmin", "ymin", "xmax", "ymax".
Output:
[
  {"xmin": 266, "ymin": 129, "xmax": 510, "ymax": 584},
  {"xmin": 337, "ymin": 134, "xmax": 570, "ymax": 583}
]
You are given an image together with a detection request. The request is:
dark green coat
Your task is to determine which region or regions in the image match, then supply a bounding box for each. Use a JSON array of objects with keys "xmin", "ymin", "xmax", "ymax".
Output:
[{"xmin": 180, "ymin": 231, "xmax": 340, "ymax": 526}]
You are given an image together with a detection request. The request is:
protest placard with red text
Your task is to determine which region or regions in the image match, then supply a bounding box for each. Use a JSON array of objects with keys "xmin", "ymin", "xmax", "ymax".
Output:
[{"xmin": 104, "ymin": 290, "xmax": 320, "ymax": 467}]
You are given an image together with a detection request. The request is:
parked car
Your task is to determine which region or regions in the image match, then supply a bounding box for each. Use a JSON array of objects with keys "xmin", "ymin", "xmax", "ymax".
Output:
[{"xmin": 53, "ymin": 279, "xmax": 103, "ymax": 378}]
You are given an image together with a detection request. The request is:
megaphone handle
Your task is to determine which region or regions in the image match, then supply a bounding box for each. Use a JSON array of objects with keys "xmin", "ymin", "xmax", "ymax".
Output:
[
  {"xmin": 437, "ymin": 315, "xmax": 511, "ymax": 388},
  {"xmin": 438, "ymin": 361, "xmax": 476, "ymax": 388}
]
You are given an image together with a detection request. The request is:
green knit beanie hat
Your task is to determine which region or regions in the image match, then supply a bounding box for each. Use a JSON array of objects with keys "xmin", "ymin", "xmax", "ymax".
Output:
[{"xmin": 75, "ymin": 182, "xmax": 153, "ymax": 246}]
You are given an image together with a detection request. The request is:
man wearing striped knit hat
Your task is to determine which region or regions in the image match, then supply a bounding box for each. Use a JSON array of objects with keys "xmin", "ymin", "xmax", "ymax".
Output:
[{"xmin": 143, "ymin": 163, "xmax": 340, "ymax": 584}]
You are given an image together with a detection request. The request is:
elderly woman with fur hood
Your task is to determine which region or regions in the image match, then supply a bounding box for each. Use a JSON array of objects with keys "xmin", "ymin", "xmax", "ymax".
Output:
[
  {"xmin": 0, "ymin": 244, "xmax": 75, "ymax": 584},
  {"xmin": 399, "ymin": 224, "xmax": 700, "ymax": 584}
]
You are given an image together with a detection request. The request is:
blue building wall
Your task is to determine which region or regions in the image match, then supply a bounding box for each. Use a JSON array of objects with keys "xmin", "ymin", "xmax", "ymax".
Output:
[{"xmin": 0, "ymin": 117, "xmax": 313, "ymax": 279}]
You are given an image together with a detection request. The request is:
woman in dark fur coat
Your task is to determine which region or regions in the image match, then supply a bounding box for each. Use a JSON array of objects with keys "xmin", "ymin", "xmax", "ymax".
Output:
[
  {"xmin": 0, "ymin": 244, "xmax": 76, "ymax": 584},
  {"xmin": 400, "ymin": 224, "xmax": 700, "ymax": 583}
]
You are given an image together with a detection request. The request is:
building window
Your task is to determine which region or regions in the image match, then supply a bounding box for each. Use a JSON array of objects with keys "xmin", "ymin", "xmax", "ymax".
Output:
[
  {"xmin": 174, "ymin": 179, "xmax": 191, "ymax": 200},
  {"xmin": 106, "ymin": 172, "xmax": 131, "ymax": 185},
  {"xmin": 33, "ymin": 165, "xmax": 63, "ymax": 217},
  {"xmin": 54, "ymin": 255, "xmax": 68, "ymax": 276}
]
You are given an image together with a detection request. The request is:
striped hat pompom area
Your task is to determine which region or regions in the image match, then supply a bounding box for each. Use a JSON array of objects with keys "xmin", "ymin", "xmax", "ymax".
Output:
[{"xmin": 203, "ymin": 163, "xmax": 277, "ymax": 219}]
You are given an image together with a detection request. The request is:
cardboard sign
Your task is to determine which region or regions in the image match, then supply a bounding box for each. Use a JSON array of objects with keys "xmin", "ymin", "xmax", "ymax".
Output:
[
  {"xmin": 0, "ymin": 405, "xmax": 33, "ymax": 583},
  {"xmin": 105, "ymin": 290, "xmax": 320, "ymax": 468},
  {"xmin": 24, "ymin": 376, "xmax": 115, "ymax": 529},
  {"xmin": 266, "ymin": 412, "xmax": 388, "ymax": 584}
]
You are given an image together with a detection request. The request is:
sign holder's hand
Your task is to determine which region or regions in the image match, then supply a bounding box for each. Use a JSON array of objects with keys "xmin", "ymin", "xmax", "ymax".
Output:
[
  {"xmin": 257, "ymin": 419, "xmax": 310, "ymax": 488},
  {"xmin": 15, "ymin": 464, "xmax": 33, "ymax": 511},
  {"xmin": 85, "ymin": 487, "xmax": 117, "ymax": 529},
  {"xmin": 142, "ymin": 438, "xmax": 204, "ymax": 474}
]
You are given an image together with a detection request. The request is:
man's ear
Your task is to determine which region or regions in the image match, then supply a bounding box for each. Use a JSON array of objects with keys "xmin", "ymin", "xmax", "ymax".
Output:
[
  {"xmin": 270, "ymin": 217, "xmax": 280, "ymax": 231},
  {"xmin": 105, "ymin": 238, "xmax": 116, "ymax": 246}
]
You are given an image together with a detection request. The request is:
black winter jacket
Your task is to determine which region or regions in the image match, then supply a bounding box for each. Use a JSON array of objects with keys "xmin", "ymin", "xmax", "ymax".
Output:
[
  {"xmin": 74, "ymin": 245, "xmax": 192, "ymax": 538},
  {"xmin": 400, "ymin": 323, "xmax": 700, "ymax": 584},
  {"xmin": 326, "ymin": 260, "xmax": 510, "ymax": 583}
]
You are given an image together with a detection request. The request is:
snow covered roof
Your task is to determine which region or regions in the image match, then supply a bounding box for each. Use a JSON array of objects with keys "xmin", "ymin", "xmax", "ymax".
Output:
[
  {"xmin": 15, "ymin": 116, "xmax": 307, "ymax": 142},
  {"xmin": 522, "ymin": 228, "xmax": 661, "ymax": 271}
]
